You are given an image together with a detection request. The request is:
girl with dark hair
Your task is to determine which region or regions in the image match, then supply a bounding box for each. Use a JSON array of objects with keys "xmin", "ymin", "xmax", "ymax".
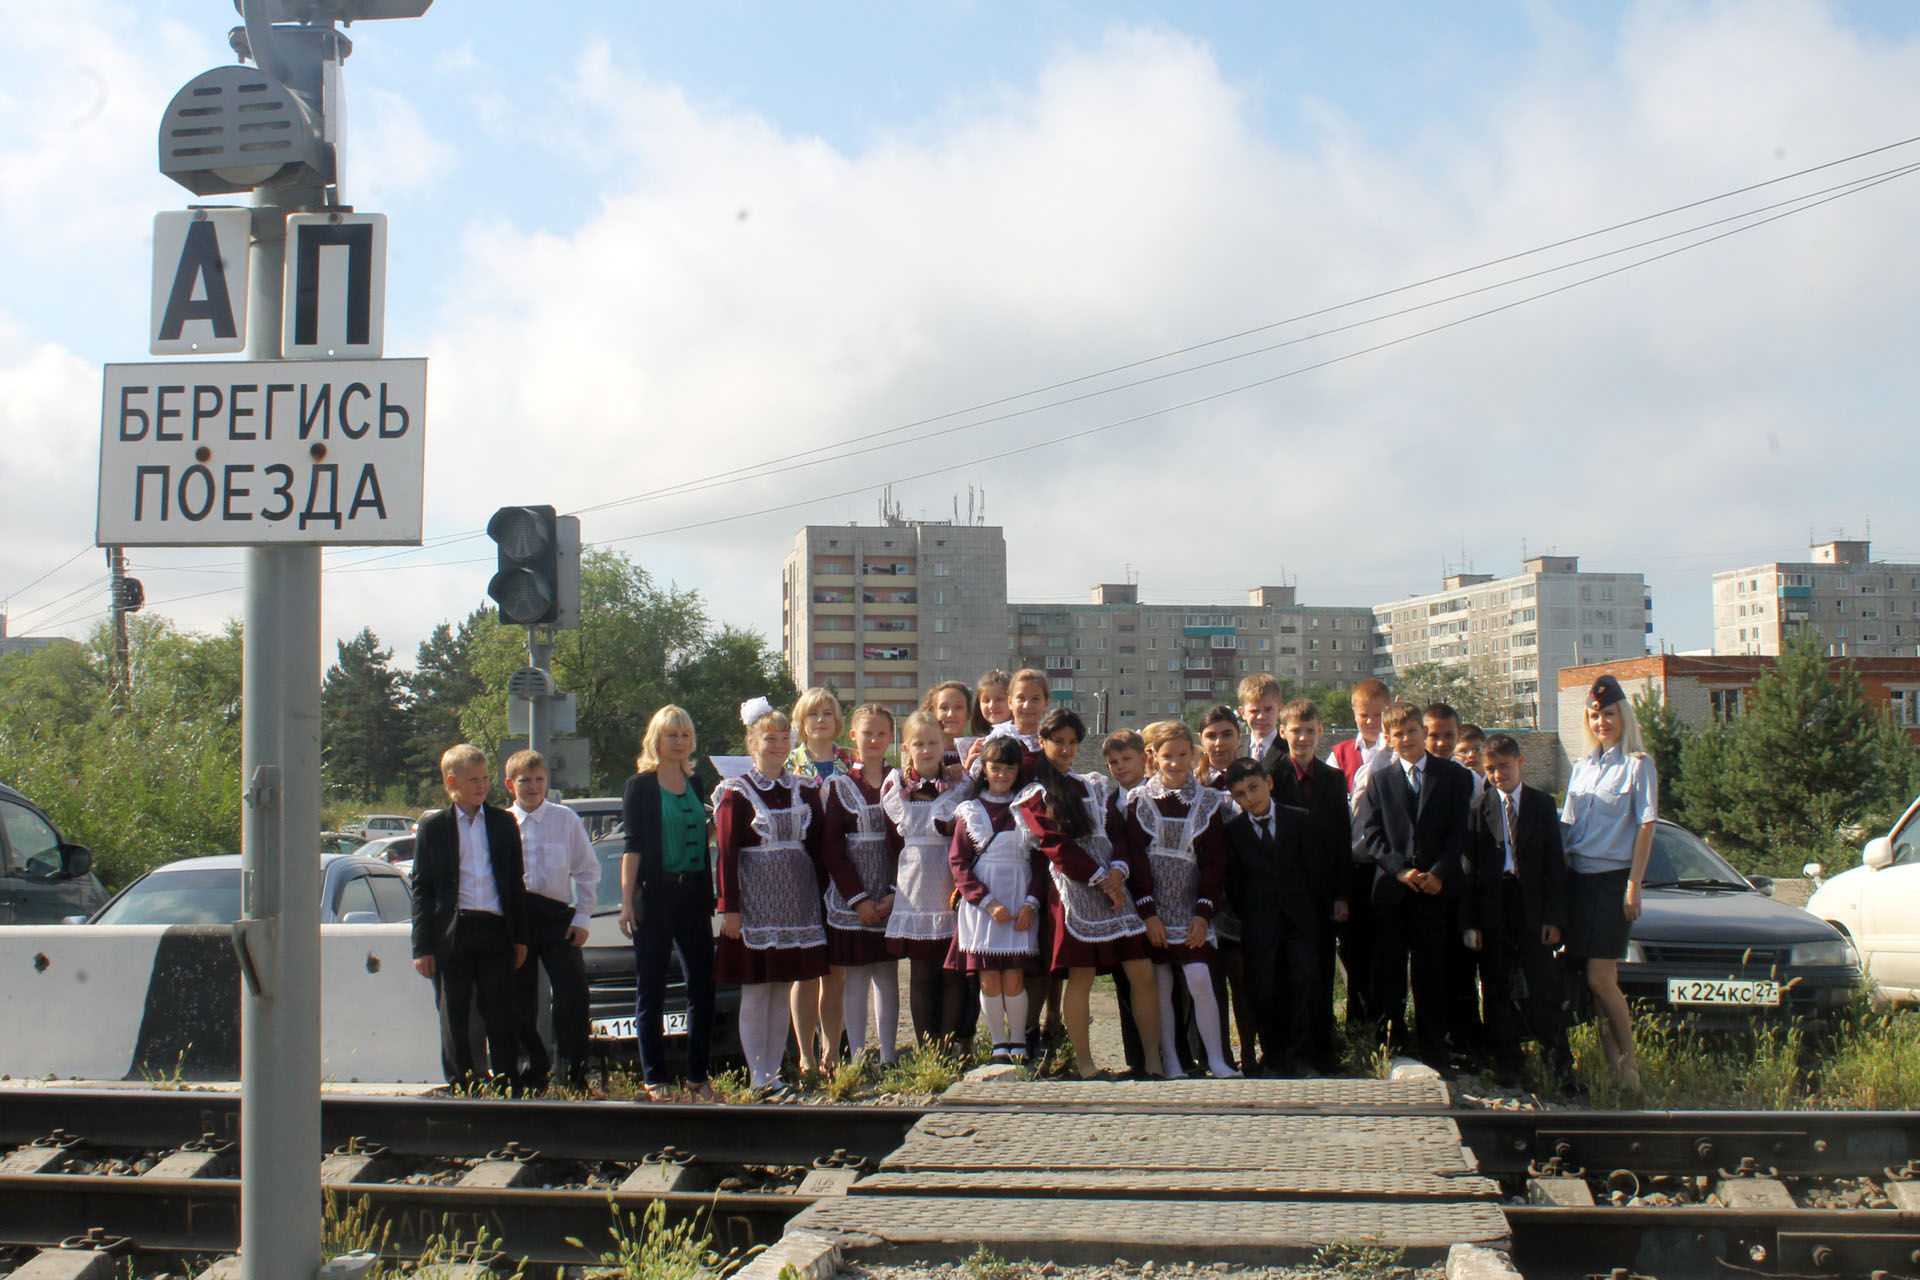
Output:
[
  {"xmin": 1021, "ymin": 706, "xmax": 1161, "ymax": 1077},
  {"xmin": 947, "ymin": 734, "xmax": 1045, "ymax": 1064},
  {"xmin": 884, "ymin": 710, "xmax": 969, "ymax": 1047}
]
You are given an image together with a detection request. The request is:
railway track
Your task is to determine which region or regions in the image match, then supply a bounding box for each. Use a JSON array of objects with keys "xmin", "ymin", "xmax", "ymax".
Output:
[{"xmin": 5, "ymin": 1090, "xmax": 1920, "ymax": 1277}]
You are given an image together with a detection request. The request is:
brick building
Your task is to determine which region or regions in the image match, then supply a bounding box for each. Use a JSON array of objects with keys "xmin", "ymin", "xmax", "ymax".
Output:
[
  {"xmin": 1555, "ymin": 654, "xmax": 1920, "ymax": 767},
  {"xmin": 1713, "ymin": 539, "xmax": 1920, "ymax": 658}
]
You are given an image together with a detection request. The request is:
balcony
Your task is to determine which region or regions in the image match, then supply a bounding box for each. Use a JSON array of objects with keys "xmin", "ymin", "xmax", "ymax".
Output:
[{"xmin": 811, "ymin": 574, "xmax": 855, "ymax": 588}]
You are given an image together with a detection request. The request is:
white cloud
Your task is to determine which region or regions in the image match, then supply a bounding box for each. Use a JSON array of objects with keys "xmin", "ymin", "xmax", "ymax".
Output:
[{"xmin": 7, "ymin": 2, "xmax": 1920, "ymax": 664}]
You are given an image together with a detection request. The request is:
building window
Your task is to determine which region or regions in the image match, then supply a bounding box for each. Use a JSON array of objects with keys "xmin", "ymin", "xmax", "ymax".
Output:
[
  {"xmin": 1098, "ymin": 616, "xmax": 1109, "ymax": 629},
  {"xmin": 934, "ymin": 562, "xmax": 950, "ymax": 576},
  {"xmin": 1893, "ymin": 690, "xmax": 1920, "ymax": 727},
  {"xmin": 1711, "ymin": 689, "xmax": 1743, "ymax": 723}
]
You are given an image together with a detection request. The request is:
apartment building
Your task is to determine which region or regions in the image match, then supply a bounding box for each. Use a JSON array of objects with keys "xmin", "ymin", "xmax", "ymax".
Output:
[
  {"xmin": 781, "ymin": 519, "xmax": 1008, "ymax": 718},
  {"xmin": 1009, "ymin": 582, "xmax": 1377, "ymax": 729},
  {"xmin": 1371, "ymin": 555, "xmax": 1650, "ymax": 730},
  {"xmin": 1713, "ymin": 540, "xmax": 1920, "ymax": 658}
]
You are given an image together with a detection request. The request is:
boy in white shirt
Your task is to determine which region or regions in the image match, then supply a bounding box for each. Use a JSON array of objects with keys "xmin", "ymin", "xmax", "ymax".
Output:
[{"xmin": 506, "ymin": 750, "xmax": 601, "ymax": 1091}]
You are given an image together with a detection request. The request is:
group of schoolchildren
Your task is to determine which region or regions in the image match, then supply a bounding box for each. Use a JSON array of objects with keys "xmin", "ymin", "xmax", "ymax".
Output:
[{"xmin": 412, "ymin": 663, "xmax": 1654, "ymax": 1097}]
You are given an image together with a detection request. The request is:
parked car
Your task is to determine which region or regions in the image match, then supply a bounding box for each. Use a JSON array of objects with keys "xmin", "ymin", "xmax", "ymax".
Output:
[
  {"xmin": 344, "ymin": 813, "xmax": 415, "ymax": 840},
  {"xmin": 81, "ymin": 853, "xmax": 412, "ymax": 925},
  {"xmin": 0, "ymin": 783, "xmax": 107, "ymax": 923},
  {"xmin": 1806, "ymin": 794, "xmax": 1920, "ymax": 1003},
  {"xmin": 318, "ymin": 831, "xmax": 365, "ymax": 857},
  {"xmin": 1610, "ymin": 821, "xmax": 1861, "ymax": 1018},
  {"xmin": 580, "ymin": 834, "xmax": 740, "ymax": 1064},
  {"xmin": 355, "ymin": 834, "xmax": 415, "ymax": 871},
  {"xmin": 560, "ymin": 797, "xmax": 626, "ymax": 843}
]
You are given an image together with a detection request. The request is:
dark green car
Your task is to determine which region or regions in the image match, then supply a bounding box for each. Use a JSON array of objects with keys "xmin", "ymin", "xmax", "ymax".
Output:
[{"xmin": 0, "ymin": 783, "xmax": 106, "ymax": 924}]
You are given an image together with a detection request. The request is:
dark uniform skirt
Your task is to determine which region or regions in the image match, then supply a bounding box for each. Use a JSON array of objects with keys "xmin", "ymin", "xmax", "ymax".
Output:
[
  {"xmin": 826, "ymin": 922, "xmax": 894, "ymax": 967},
  {"xmin": 1564, "ymin": 867, "xmax": 1633, "ymax": 962},
  {"xmin": 715, "ymin": 937, "xmax": 829, "ymax": 984}
]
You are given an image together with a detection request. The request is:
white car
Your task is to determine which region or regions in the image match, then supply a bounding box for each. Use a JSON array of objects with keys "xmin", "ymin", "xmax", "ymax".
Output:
[{"xmin": 1806, "ymin": 794, "xmax": 1920, "ymax": 1003}]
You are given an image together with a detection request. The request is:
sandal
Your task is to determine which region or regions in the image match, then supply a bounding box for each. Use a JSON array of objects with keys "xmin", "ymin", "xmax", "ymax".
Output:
[{"xmin": 685, "ymin": 1080, "xmax": 718, "ymax": 1103}]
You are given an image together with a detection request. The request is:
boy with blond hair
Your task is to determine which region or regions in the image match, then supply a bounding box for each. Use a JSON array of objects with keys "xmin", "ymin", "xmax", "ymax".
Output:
[{"xmin": 412, "ymin": 744, "xmax": 530, "ymax": 1090}]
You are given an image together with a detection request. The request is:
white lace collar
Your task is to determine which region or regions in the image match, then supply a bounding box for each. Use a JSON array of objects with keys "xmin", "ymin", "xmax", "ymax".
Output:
[{"xmin": 1142, "ymin": 775, "xmax": 1197, "ymax": 803}]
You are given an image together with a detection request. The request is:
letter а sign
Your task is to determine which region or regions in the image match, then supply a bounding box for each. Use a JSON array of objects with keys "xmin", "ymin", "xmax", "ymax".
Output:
[{"xmin": 151, "ymin": 209, "xmax": 251, "ymax": 355}]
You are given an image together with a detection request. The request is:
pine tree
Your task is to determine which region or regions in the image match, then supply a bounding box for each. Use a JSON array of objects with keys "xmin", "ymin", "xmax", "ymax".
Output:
[
  {"xmin": 321, "ymin": 627, "xmax": 410, "ymax": 800},
  {"xmin": 405, "ymin": 610, "xmax": 487, "ymax": 798},
  {"xmin": 1707, "ymin": 631, "xmax": 1919, "ymax": 869},
  {"xmin": 1633, "ymin": 690, "xmax": 1692, "ymax": 828}
]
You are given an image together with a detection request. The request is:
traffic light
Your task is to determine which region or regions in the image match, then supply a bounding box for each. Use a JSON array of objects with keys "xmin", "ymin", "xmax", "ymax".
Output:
[
  {"xmin": 486, "ymin": 506, "xmax": 581, "ymax": 628},
  {"xmin": 115, "ymin": 578, "xmax": 146, "ymax": 614}
]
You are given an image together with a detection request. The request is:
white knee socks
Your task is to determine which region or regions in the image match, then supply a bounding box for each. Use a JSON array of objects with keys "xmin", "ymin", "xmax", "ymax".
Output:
[
  {"xmin": 1183, "ymin": 962, "xmax": 1238, "ymax": 1077},
  {"xmin": 1003, "ymin": 990, "xmax": 1030, "ymax": 1059},
  {"xmin": 980, "ymin": 991, "xmax": 1007, "ymax": 1049},
  {"xmin": 1154, "ymin": 964, "xmax": 1186, "ymax": 1079}
]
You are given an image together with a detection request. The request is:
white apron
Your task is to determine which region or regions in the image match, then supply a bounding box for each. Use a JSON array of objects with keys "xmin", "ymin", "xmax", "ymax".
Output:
[
  {"xmin": 1131, "ymin": 778, "xmax": 1229, "ymax": 941},
  {"xmin": 716, "ymin": 774, "xmax": 826, "ymax": 951},
  {"xmin": 881, "ymin": 771, "xmax": 961, "ymax": 942},
  {"xmin": 1049, "ymin": 773, "xmax": 1147, "ymax": 943},
  {"xmin": 953, "ymin": 799, "xmax": 1037, "ymax": 958},
  {"xmin": 823, "ymin": 773, "xmax": 892, "ymax": 932}
]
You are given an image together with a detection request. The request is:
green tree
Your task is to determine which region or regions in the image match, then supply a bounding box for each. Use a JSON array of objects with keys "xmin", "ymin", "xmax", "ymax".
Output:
[
  {"xmin": 405, "ymin": 610, "xmax": 487, "ymax": 800},
  {"xmin": 671, "ymin": 626, "xmax": 800, "ymax": 760},
  {"xmin": 1633, "ymin": 690, "xmax": 1693, "ymax": 828},
  {"xmin": 1693, "ymin": 632, "xmax": 1920, "ymax": 872},
  {"xmin": 0, "ymin": 617, "xmax": 244, "ymax": 887},
  {"xmin": 1388, "ymin": 660, "xmax": 1509, "ymax": 727},
  {"xmin": 321, "ymin": 626, "xmax": 410, "ymax": 800}
]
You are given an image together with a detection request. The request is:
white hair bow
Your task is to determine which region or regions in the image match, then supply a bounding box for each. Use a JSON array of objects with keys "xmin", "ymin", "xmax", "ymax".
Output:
[{"xmin": 739, "ymin": 695, "xmax": 775, "ymax": 727}]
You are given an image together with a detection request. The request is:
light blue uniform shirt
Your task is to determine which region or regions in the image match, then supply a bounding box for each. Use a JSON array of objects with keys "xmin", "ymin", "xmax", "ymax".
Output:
[{"xmin": 1560, "ymin": 744, "xmax": 1658, "ymax": 874}]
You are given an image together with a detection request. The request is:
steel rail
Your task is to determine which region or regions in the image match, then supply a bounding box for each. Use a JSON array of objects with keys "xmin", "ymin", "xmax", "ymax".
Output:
[
  {"xmin": 1506, "ymin": 1205, "xmax": 1920, "ymax": 1277},
  {"xmin": 0, "ymin": 1173, "xmax": 804, "ymax": 1264},
  {"xmin": 0, "ymin": 1091, "xmax": 928, "ymax": 1167},
  {"xmin": 1453, "ymin": 1108, "xmax": 1920, "ymax": 1178}
]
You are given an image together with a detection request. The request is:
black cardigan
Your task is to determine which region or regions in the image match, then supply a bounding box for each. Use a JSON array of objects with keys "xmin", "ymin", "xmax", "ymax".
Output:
[{"xmin": 621, "ymin": 769, "xmax": 714, "ymax": 911}]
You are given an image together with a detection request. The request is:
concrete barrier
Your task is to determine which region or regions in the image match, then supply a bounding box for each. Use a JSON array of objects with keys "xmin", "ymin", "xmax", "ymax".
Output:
[{"xmin": 0, "ymin": 924, "xmax": 440, "ymax": 1083}]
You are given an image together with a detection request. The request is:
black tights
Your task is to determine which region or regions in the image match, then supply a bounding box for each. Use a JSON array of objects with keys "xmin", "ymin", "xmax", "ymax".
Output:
[{"xmin": 908, "ymin": 956, "xmax": 969, "ymax": 1048}]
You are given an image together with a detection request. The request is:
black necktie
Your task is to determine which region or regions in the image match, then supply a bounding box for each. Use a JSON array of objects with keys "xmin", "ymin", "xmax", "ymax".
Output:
[{"xmin": 1257, "ymin": 816, "xmax": 1272, "ymax": 842}]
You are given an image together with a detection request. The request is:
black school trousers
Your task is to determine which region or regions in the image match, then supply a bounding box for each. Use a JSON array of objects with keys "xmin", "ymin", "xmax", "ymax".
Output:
[
  {"xmin": 1480, "ymin": 878, "xmax": 1572, "ymax": 1078},
  {"xmin": 516, "ymin": 893, "xmax": 591, "ymax": 1085},
  {"xmin": 1368, "ymin": 890, "xmax": 1452, "ymax": 1066},
  {"xmin": 435, "ymin": 909, "xmax": 520, "ymax": 1088}
]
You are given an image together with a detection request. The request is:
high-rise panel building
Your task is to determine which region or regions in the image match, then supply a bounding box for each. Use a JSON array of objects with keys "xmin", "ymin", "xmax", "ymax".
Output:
[
  {"xmin": 1712, "ymin": 540, "xmax": 1920, "ymax": 658},
  {"xmin": 781, "ymin": 518, "xmax": 1008, "ymax": 718},
  {"xmin": 1370, "ymin": 555, "xmax": 1650, "ymax": 729},
  {"xmin": 1009, "ymin": 582, "xmax": 1377, "ymax": 728}
]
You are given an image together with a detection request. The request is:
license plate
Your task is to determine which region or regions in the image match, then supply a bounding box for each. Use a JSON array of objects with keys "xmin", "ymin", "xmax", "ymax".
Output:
[
  {"xmin": 588, "ymin": 1012, "xmax": 689, "ymax": 1039},
  {"xmin": 1667, "ymin": 978, "xmax": 1780, "ymax": 1006}
]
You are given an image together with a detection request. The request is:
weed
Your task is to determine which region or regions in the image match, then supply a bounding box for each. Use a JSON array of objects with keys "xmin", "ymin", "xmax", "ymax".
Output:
[
  {"xmin": 138, "ymin": 1047, "xmax": 191, "ymax": 1090},
  {"xmin": 1312, "ymin": 1240, "xmax": 1409, "ymax": 1276},
  {"xmin": 707, "ymin": 1067, "xmax": 758, "ymax": 1105},
  {"xmin": 875, "ymin": 1044, "xmax": 966, "ymax": 1097},
  {"xmin": 960, "ymin": 1243, "xmax": 1021, "ymax": 1280},
  {"xmin": 819, "ymin": 1056, "xmax": 871, "ymax": 1102},
  {"xmin": 323, "ymin": 1192, "xmax": 391, "ymax": 1268},
  {"xmin": 598, "ymin": 1197, "xmax": 750, "ymax": 1279}
]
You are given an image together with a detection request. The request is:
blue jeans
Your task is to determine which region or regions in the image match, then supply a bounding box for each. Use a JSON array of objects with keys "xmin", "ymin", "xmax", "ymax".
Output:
[{"xmin": 632, "ymin": 873, "xmax": 716, "ymax": 1085}]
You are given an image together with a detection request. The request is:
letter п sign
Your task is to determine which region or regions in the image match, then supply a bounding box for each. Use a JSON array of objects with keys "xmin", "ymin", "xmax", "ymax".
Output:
[{"xmin": 96, "ymin": 358, "xmax": 426, "ymax": 547}]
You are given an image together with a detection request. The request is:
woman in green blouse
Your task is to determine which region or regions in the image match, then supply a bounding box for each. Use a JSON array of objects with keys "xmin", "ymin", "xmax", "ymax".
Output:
[{"xmin": 619, "ymin": 705, "xmax": 717, "ymax": 1101}]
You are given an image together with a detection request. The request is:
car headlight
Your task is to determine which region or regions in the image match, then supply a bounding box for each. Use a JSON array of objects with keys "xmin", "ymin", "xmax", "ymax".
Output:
[
  {"xmin": 1622, "ymin": 940, "xmax": 1646, "ymax": 963},
  {"xmin": 1789, "ymin": 940, "xmax": 1852, "ymax": 967}
]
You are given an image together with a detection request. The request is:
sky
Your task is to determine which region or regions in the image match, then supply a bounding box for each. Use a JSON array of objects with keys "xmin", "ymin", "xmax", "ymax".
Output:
[{"xmin": 5, "ymin": 0, "xmax": 1920, "ymax": 669}]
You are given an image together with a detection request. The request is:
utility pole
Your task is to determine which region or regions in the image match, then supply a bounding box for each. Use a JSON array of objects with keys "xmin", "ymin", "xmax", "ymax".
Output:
[{"xmin": 105, "ymin": 546, "xmax": 130, "ymax": 701}]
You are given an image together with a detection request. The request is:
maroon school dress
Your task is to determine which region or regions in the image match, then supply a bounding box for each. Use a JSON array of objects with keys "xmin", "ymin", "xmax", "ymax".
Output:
[
  {"xmin": 945, "ymin": 793, "xmax": 1046, "ymax": 976},
  {"xmin": 1124, "ymin": 778, "xmax": 1230, "ymax": 966},
  {"xmin": 819, "ymin": 764, "xmax": 898, "ymax": 967},
  {"xmin": 1020, "ymin": 773, "xmax": 1152, "ymax": 972},
  {"xmin": 882, "ymin": 768, "xmax": 963, "ymax": 963},
  {"xmin": 712, "ymin": 770, "xmax": 830, "ymax": 985}
]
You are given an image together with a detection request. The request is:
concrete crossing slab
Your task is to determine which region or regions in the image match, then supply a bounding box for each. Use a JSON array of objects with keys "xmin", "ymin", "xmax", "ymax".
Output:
[{"xmin": 937, "ymin": 1076, "xmax": 1451, "ymax": 1111}]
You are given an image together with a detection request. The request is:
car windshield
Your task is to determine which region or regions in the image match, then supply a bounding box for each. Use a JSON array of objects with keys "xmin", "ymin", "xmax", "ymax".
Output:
[
  {"xmin": 1641, "ymin": 825, "xmax": 1752, "ymax": 890},
  {"xmin": 94, "ymin": 868, "xmax": 241, "ymax": 924}
]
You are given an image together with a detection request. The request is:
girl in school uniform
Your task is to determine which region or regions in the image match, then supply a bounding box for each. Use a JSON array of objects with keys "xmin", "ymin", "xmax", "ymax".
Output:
[
  {"xmin": 819, "ymin": 705, "xmax": 901, "ymax": 1064},
  {"xmin": 884, "ymin": 710, "xmax": 970, "ymax": 1047},
  {"xmin": 1020, "ymin": 706, "xmax": 1162, "ymax": 1078},
  {"xmin": 922, "ymin": 680, "xmax": 975, "ymax": 777},
  {"xmin": 948, "ymin": 735, "xmax": 1046, "ymax": 1064},
  {"xmin": 1126, "ymin": 720, "xmax": 1239, "ymax": 1079},
  {"xmin": 1562, "ymin": 673, "xmax": 1658, "ymax": 1092},
  {"xmin": 714, "ymin": 698, "xmax": 830, "ymax": 1097},
  {"xmin": 1195, "ymin": 704, "xmax": 1255, "ymax": 1072},
  {"xmin": 969, "ymin": 669, "xmax": 1012, "ymax": 737},
  {"xmin": 785, "ymin": 686, "xmax": 852, "ymax": 1073}
]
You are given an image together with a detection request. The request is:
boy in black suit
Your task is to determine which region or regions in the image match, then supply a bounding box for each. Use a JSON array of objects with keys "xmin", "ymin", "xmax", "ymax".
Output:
[
  {"xmin": 1265, "ymin": 698, "xmax": 1351, "ymax": 1071},
  {"xmin": 1354, "ymin": 700, "xmax": 1474, "ymax": 1069},
  {"xmin": 1463, "ymin": 734, "xmax": 1572, "ymax": 1087},
  {"xmin": 411, "ymin": 744, "xmax": 530, "ymax": 1090},
  {"xmin": 1221, "ymin": 759, "xmax": 1319, "ymax": 1076}
]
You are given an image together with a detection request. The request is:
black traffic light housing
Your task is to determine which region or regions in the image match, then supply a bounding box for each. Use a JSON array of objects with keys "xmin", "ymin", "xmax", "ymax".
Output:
[{"xmin": 486, "ymin": 505, "xmax": 581, "ymax": 629}]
